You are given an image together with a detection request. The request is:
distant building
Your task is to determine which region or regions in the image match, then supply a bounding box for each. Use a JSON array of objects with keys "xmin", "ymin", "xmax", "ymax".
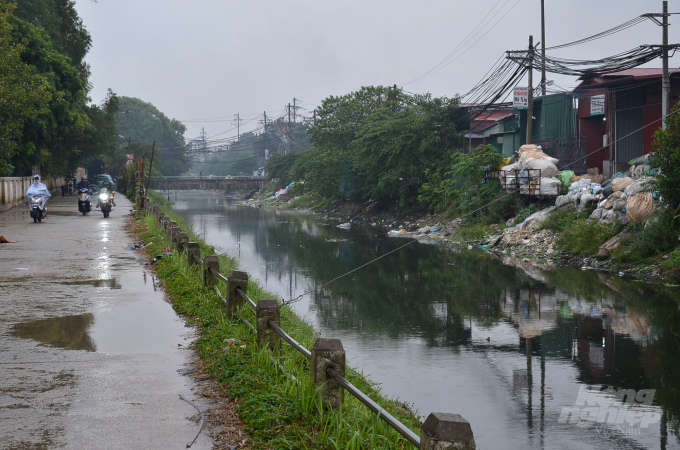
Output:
[{"xmin": 574, "ymin": 68, "xmax": 680, "ymax": 176}]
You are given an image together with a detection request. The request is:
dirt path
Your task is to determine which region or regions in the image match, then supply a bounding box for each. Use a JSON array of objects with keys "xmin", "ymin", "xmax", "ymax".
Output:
[{"xmin": 0, "ymin": 193, "xmax": 213, "ymax": 449}]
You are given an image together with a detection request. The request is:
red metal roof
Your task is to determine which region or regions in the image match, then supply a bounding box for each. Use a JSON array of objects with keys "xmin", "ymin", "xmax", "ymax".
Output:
[
  {"xmin": 470, "ymin": 111, "xmax": 514, "ymax": 132},
  {"xmin": 604, "ymin": 68, "xmax": 680, "ymax": 80}
]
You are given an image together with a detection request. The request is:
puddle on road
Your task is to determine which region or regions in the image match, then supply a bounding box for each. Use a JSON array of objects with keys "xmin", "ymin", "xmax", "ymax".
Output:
[
  {"xmin": 11, "ymin": 288, "xmax": 189, "ymax": 356},
  {"xmin": 11, "ymin": 314, "xmax": 96, "ymax": 351},
  {"xmin": 58, "ymin": 278, "xmax": 121, "ymax": 289}
]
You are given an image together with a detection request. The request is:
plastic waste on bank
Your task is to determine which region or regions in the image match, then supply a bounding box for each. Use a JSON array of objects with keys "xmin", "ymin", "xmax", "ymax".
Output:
[
  {"xmin": 557, "ymin": 171, "xmax": 575, "ymax": 190},
  {"xmin": 626, "ymin": 192, "xmax": 655, "ymax": 224},
  {"xmin": 496, "ymin": 157, "xmax": 512, "ymax": 170}
]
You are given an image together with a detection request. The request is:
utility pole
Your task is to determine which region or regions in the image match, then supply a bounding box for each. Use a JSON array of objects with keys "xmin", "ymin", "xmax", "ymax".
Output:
[
  {"xmin": 645, "ymin": 2, "xmax": 679, "ymax": 129},
  {"xmin": 287, "ymin": 103, "xmax": 291, "ymax": 125},
  {"xmin": 263, "ymin": 111, "xmax": 267, "ymax": 132},
  {"xmin": 527, "ymin": 35, "xmax": 534, "ymax": 145},
  {"xmin": 541, "ymin": 0, "xmax": 546, "ymax": 96},
  {"xmin": 662, "ymin": 0, "xmax": 669, "ymax": 129},
  {"xmin": 293, "ymin": 98, "xmax": 297, "ymax": 123},
  {"xmin": 233, "ymin": 113, "xmax": 241, "ymax": 141}
]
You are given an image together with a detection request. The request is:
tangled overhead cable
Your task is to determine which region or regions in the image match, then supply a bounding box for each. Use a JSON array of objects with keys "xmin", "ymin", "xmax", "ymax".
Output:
[{"xmin": 506, "ymin": 46, "xmax": 663, "ymax": 77}]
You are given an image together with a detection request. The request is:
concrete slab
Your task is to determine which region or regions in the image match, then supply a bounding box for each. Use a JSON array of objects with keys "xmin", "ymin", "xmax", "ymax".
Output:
[{"xmin": 0, "ymin": 194, "xmax": 212, "ymax": 449}]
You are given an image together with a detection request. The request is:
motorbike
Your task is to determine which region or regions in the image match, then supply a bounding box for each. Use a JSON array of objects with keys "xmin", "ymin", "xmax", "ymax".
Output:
[
  {"xmin": 62, "ymin": 178, "xmax": 76, "ymax": 196},
  {"xmin": 29, "ymin": 195, "xmax": 44, "ymax": 223},
  {"xmin": 98, "ymin": 188, "xmax": 114, "ymax": 218},
  {"xmin": 78, "ymin": 188, "xmax": 91, "ymax": 215}
]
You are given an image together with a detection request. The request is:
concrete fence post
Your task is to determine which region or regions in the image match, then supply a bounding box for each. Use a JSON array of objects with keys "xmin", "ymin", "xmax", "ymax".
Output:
[
  {"xmin": 226, "ymin": 270, "xmax": 248, "ymax": 318},
  {"xmin": 420, "ymin": 413, "xmax": 475, "ymax": 450},
  {"xmin": 168, "ymin": 226, "xmax": 180, "ymax": 242},
  {"xmin": 176, "ymin": 233, "xmax": 188, "ymax": 252},
  {"xmin": 187, "ymin": 242, "xmax": 200, "ymax": 266},
  {"xmin": 256, "ymin": 299, "xmax": 281, "ymax": 350},
  {"xmin": 203, "ymin": 255, "xmax": 219, "ymax": 287},
  {"xmin": 161, "ymin": 217, "xmax": 170, "ymax": 229},
  {"xmin": 311, "ymin": 338, "xmax": 345, "ymax": 410}
]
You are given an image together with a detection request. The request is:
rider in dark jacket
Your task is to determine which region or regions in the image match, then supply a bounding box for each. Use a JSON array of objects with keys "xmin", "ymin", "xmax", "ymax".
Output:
[{"xmin": 76, "ymin": 176, "xmax": 90, "ymax": 190}]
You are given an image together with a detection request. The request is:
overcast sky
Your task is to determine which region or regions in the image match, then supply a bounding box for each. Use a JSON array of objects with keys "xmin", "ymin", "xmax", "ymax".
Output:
[{"xmin": 75, "ymin": 0, "xmax": 675, "ymax": 141}]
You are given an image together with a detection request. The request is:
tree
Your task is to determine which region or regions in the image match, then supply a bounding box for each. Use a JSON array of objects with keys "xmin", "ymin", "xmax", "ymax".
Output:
[
  {"xmin": 292, "ymin": 87, "xmax": 463, "ymax": 206},
  {"xmin": 8, "ymin": 11, "xmax": 92, "ymax": 175},
  {"xmin": 115, "ymin": 96, "xmax": 188, "ymax": 176},
  {"xmin": 266, "ymin": 152, "xmax": 301, "ymax": 188},
  {"xmin": 652, "ymin": 104, "xmax": 680, "ymax": 212},
  {"xmin": 13, "ymin": 0, "xmax": 92, "ymax": 79},
  {"xmin": 2, "ymin": 0, "xmax": 120, "ymax": 176},
  {"xmin": 311, "ymin": 85, "xmax": 405, "ymax": 153},
  {"xmin": 0, "ymin": 1, "xmax": 51, "ymax": 175},
  {"xmin": 349, "ymin": 95, "xmax": 462, "ymax": 207}
]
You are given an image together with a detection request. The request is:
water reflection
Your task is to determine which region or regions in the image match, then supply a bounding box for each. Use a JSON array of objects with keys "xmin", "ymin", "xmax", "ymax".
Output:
[
  {"xmin": 58, "ymin": 278, "xmax": 121, "ymax": 289},
  {"xmin": 169, "ymin": 191, "xmax": 680, "ymax": 449},
  {"xmin": 11, "ymin": 314, "xmax": 96, "ymax": 351}
]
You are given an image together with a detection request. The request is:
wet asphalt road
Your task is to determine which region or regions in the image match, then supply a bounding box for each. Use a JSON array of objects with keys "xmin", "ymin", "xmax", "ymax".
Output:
[{"xmin": 0, "ymin": 193, "xmax": 212, "ymax": 449}]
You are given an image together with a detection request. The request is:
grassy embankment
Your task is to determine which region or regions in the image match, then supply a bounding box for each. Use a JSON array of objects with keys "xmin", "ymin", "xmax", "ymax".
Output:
[{"xmin": 136, "ymin": 191, "xmax": 421, "ymax": 449}]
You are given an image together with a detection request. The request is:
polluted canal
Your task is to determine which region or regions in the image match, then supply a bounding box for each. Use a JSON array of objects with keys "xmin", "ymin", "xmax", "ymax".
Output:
[{"xmin": 168, "ymin": 190, "xmax": 680, "ymax": 450}]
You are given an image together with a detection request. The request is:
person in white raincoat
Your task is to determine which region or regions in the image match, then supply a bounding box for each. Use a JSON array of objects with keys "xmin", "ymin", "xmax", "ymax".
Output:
[{"xmin": 25, "ymin": 175, "xmax": 51, "ymax": 218}]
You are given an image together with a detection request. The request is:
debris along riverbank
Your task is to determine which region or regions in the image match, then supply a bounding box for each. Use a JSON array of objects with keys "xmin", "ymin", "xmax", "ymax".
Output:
[
  {"xmin": 134, "ymin": 194, "xmax": 422, "ymax": 449},
  {"xmin": 242, "ymin": 183, "xmax": 680, "ymax": 286}
]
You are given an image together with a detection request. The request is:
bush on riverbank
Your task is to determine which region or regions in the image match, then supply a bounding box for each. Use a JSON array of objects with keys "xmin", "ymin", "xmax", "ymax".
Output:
[{"xmin": 132, "ymin": 202, "xmax": 421, "ymax": 449}]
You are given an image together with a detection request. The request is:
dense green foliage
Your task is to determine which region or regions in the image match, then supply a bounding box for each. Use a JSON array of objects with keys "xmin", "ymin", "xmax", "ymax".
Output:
[
  {"xmin": 420, "ymin": 144, "xmax": 507, "ymax": 217},
  {"xmin": 115, "ymin": 96, "xmax": 188, "ymax": 176},
  {"xmin": 0, "ymin": 2, "xmax": 51, "ymax": 175},
  {"xmin": 265, "ymin": 151, "xmax": 301, "ymax": 188},
  {"xmin": 618, "ymin": 211, "xmax": 680, "ymax": 261},
  {"xmin": 277, "ymin": 87, "xmax": 464, "ymax": 208},
  {"xmin": 1, "ymin": 0, "xmax": 120, "ymax": 176},
  {"xmin": 540, "ymin": 207, "xmax": 619, "ymax": 256},
  {"xmin": 13, "ymin": 0, "xmax": 91, "ymax": 78},
  {"xmin": 652, "ymin": 102, "xmax": 680, "ymax": 212}
]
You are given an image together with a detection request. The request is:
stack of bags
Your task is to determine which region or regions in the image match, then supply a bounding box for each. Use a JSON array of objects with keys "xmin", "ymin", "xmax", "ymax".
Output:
[{"xmin": 499, "ymin": 144, "xmax": 562, "ymax": 196}]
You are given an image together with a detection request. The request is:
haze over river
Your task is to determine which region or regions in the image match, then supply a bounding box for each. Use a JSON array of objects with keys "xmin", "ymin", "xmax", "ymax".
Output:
[{"xmin": 167, "ymin": 190, "xmax": 680, "ymax": 450}]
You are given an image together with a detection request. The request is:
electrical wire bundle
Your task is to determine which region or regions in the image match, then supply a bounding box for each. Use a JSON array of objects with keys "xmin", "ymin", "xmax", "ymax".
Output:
[{"xmin": 507, "ymin": 46, "xmax": 663, "ymax": 77}]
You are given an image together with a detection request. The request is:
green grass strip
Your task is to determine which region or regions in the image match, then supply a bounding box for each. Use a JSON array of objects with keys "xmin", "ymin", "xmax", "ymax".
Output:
[{"xmin": 133, "ymin": 202, "xmax": 422, "ymax": 449}]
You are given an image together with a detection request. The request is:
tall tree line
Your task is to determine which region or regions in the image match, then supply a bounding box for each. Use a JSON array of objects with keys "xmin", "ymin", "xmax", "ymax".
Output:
[{"xmin": 0, "ymin": 0, "xmax": 118, "ymax": 176}]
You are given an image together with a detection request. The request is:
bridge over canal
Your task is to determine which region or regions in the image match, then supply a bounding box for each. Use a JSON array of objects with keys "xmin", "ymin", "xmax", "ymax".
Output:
[{"xmin": 152, "ymin": 176, "xmax": 266, "ymax": 191}]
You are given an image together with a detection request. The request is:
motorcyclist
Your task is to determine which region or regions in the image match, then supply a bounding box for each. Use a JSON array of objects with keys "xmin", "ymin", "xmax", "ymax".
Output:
[
  {"xmin": 76, "ymin": 176, "xmax": 90, "ymax": 191},
  {"xmin": 95, "ymin": 179, "xmax": 115, "ymax": 208},
  {"xmin": 25, "ymin": 175, "xmax": 51, "ymax": 219}
]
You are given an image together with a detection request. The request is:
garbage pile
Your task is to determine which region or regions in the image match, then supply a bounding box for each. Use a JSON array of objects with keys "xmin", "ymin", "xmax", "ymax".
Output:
[
  {"xmin": 500, "ymin": 228, "xmax": 558, "ymax": 257},
  {"xmin": 555, "ymin": 171, "xmax": 658, "ymax": 225},
  {"xmin": 500, "ymin": 145, "xmax": 562, "ymax": 196},
  {"xmin": 269, "ymin": 182, "xmax": 295, "ymax": 200}
]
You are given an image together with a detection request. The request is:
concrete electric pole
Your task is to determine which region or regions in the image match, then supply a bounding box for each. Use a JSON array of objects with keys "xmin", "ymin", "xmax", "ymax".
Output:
[
  {"xmin": 527, "ymin": 35, "xmax": 534, "ymax": 145},
  {"xmin": 541, "ymin": 0, "xmax": 546, "ymax": 96}
]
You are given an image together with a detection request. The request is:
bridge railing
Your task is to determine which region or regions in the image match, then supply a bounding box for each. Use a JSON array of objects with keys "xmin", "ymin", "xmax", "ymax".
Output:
[
  {"xmin": 156, "ymin": 175, "xmax": 264, "ymax": 180},
  {"xmin": 143, "ymin": 201, "xmax": 477, "ymax": 450}
]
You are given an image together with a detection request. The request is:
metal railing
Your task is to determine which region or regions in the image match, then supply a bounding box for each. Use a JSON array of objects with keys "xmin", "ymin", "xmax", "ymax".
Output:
[
  {"xmin": 142, "ymin": 200, "xmax": 476, "ymax": 450},
  {"xmin": 228, "ymin": 285, "xmax": 417, "ymax": 445}
]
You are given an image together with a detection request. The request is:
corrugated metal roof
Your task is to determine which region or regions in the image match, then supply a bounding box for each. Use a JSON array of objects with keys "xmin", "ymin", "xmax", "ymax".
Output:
[
  {"xmin": 471, "ymin": 112, "xmax": 515, "ymax": 133},
  {"xmin": 604, "ymin": 68, "xmax": 680, "ymax": 80}
]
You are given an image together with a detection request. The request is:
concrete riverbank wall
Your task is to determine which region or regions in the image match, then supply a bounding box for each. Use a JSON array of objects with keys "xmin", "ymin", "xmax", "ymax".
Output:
[{"xmin": 0, "ymin": 176, "xmax": 65, "ymax": 212}]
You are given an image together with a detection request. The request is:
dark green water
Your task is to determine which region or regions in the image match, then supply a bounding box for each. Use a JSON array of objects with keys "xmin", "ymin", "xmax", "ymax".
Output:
[{"xmin": 168, "ymin": 190, "xmax": 680, "ymax": 450}]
